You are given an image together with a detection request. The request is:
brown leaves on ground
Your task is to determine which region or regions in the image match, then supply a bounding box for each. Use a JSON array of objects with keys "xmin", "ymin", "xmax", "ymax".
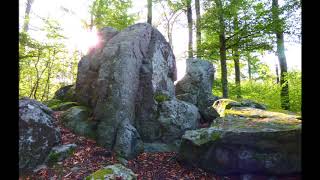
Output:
[
  {"xmin": 20, "ymin": 111, "xmax": 301, "ymax": 180},
  {"xmin": 127, "ymin": 152, "xmax": 218, "ymax": 180}
]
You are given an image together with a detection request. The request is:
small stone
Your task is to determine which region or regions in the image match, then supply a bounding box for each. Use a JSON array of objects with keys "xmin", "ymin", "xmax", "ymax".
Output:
[
  {"xmin": 71, "ymin": 166, "xmax": 81, "ymax": 172},
  {"xmin": 33, "ymin": 164, "xmax": 47, "ymax": 173}
]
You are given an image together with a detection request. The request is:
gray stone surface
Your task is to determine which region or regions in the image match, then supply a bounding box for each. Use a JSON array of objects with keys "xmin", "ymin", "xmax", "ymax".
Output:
[
  {"xmin": 85, "ymin": 164, "xmax": 137, "ymax": 180},
  {"xmin": 178, "ymin": 107, "xmax": 301, "ymax": 175},
  {"xmin": 53, "ymin": 85, "xmax": 76, "ymax": 102},
  {"xmin": 61, "ymin": 106, "xmax": 96, "ymax": 139},
  {"xmin": 48, "ymin": 144, "xmax": 77, "ymax": 162},
  {"xmin": 75, "ymin": 23, "xmax": 179, "ymax": 158},
  {"xmin": 175, "ymin": 58, "xmax": 219, "ymax": 122},
  {"xmin": 19, "ymin": 98, "xmax": 61, "ymax": 173},
  {"xmin": 157, "ymin": 99, "xmax": 201, "ymax": 144},
  {"xmin": 113, "ymin": 121, "xmax": 144, "ymax": 159}
]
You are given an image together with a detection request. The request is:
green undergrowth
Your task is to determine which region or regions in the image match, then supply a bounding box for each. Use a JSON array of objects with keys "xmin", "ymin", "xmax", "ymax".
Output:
[{"xmin": 213, "ymin": 72, "xmax": 301, "ymax": 114}]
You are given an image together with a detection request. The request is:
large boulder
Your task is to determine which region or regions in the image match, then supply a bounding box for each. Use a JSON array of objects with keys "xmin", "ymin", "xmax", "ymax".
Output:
[
  {"xmin": 53, "ymin": 85, "xmax": 76, "ymax": 102},
  {"xmin": 175, "ymin": 58, "xmax": 219, "ymax": 122},
  {"xmin": 156, "ymin": 99, "xmax": 201, "ymax": 145},
  {"xmin": 213, "ymin": 98, "xmax": 267, "ymax": 116},
  {"xmin": 19, "ymin": 98, "xmax": 61, "ymax": 174},
  {"xmin": 178, "ymin": 107, "xmax": 301, "ymax": 175},
  {"xmin": 75, "ymin": 23, "xmax": 183, "ymax": 158},
  {"xmin": 61, "ymin": 106, "xmax": 97, "ymax": 139}
]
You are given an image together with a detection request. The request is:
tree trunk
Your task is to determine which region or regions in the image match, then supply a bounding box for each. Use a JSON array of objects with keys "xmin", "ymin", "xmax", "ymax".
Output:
[
  {"xmin": 167, "ymin": 24, "xmax": 173, "ymax": 50},
  {"xmin": 195, "ymin": 0, "xmax": 201, "ymax": 58},
  {"xmin": 147, "ymin": 0, "xmax": 152, "ymax": 24},
  {"xmin": 233, "ymin": 50, "xmax": 241, "ymax": 98},
  {"xmin": 29, "ymin": 49, "xmax": 41, "ymax": 98},
  {"xmin": 187, "ymin": 0, "xmax": 193, "ymax": 58},
  {"xmin": 247, "ymin": 55, "xmax": 252, "ymax": 80},
  {"xmin": 272, "ymin": 0, "xmax": 290, "ymax": 110},
  {"xmin": 275, "ymin": 63, "xmax": 280, "ymax": 84},
  {"xmin": 22, "ymin": 0, "xmax": 34, "ymax": 32},
  {"xmin": 215, "ymin": 0, "xmax": 228, "ymax": 98},
  {"xmin": 233, "ymin": 12, "xmax": 241, "ymax": 98}
]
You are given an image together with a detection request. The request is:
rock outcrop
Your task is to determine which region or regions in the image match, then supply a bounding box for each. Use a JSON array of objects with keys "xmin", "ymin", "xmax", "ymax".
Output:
[
  {"xmin": 213, "ymin": 98, "xmax": 267, "ymax": 116},
  {"xmin": 53, "ymin": 85, "xmax": 76, "ymax": 102},
  {"xmin": 61, "ymin": 106, "xmax": 97, "ymax": 139},
  {"xmin": 175, "ymin": 58, "xmax": 219, "ymax": 122},
  {"xmin": 74, "ymin": 23, "xmax": 199, "ymax": 158},
  {"xmin": 19, "ymin": 98, "xmax": 61, "ymax": 173},
  {"xmin": 178, "ymin": 106, "xmax": 301, "ymax": 175}
]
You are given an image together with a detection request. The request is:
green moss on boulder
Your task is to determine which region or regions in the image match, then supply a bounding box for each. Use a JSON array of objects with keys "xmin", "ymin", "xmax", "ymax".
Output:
[
  {"xmin": 61, "ymin": 106, "xmax": 96, "ymax": 139},
  {"xmin": 85, "ymin": 164, "xmax": 137, "ymax": 180},
  {"xmin": 50, "ymin": 101, "xmax": 79, "ymax": 111},
  {"xmin": 178, "ymin": 107, "xmax": 301, "ymax": 175},
  {"xmin": 154, "ymin": 92, "xmax": 170, "ymax": 103}
]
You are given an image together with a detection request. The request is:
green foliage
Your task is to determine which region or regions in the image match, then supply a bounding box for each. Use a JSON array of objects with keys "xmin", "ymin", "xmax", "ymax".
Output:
[
  {"xmin": 90, "ymin": 0, "xmax": 136, "ymax": 30},
  {"xmin": 48, "ymin": 151, "xmax": 59, "ymax": 164},
  {"xmin": 154, "ymin": 93, "xmax": 170, "ymax": 103},
  {"xmin": 213, "ymin": 70, "xmax": 301, "ymax": 113},
  {"xmin": 85, "ymin": 168, "xmax": 113, "ymax": 180},
  {"xmin": 19, "ymin": 18, "xmax": 80, "ymax": 101}
]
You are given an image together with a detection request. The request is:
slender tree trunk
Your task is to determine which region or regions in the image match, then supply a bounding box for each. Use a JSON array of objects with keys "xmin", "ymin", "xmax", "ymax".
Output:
[
  {"xmin": 167, "ymin": 23, "xmax": 173, "ymax": 50},
  {"xmin": 22, "ymin": 0, "xmax": 34, "ymax": 32},
  {"xmin": 195, "ymin": 0, "xmax": 201, "ymax": 58},
  {"xmin": 90, "ymin": 13, "xmax": 93, "ymax": 31},
  {"xmin": 233, "ymin": 49, "xmax": 241, "ymax": 98},
  {"xmin": 187, "ymin": 0, "xmax": 193, "ymax": 58},
  {"xmin": 29, "ymin": 49, "xmax": 41, "ymax": 98},
  {"xmin": 215, "ymin": 0, "xmax": 228, "ymax": 98},
  {"xmin": 272, "ymin": 0, "xmax": 290, "ymax": 110},
  {"xmin": 275, "ymin": 63, "xmax": 280, "ymax": 84},
  {"xmin": 247, "ymin": 55, "xmax": 252, "ymax": 80},
  {"xmin": 233, "ymin": 13, "xmax": 241, "ymax": 98},
  {"xmin": 147, "ymin": 0, "xmax": 152, "ymax": 24}
]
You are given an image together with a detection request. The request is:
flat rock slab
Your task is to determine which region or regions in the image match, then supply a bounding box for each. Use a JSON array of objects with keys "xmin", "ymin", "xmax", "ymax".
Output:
[{"xmin": 178, "ymin": 107, "xmax": 301, "ymax": 175}]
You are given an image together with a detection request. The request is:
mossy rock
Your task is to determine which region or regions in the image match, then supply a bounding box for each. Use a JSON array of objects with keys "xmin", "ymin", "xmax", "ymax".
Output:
[
  {"xmin": 43, "ymin": 99, "xmax": 63, "ymax": 108},
  {"xmin": 154, "ymin": 92, "xmax": 170, "ymax": 103},
  {"xmin": 61, "ymin": 106, "xmax": 96, "ymax": 139},
  {"xmin": 47, "ymin": 144, "xmax": 77, "ymax": 164},
  {"xmin": 85, "ymin": 164, "xmax": 137, "ymax": 180},
  {"xmin": 178, "ymin": 107, "xmax": 301, "ymax": 175},
  {"xmin": 213, "ymin": 99, "xmax": 267, "ymax": 117},
  {"xmin": 212, "ymin": 98, "xmax": 237, "ymax": 116},
  {"xmin": 54, "ymin": 85, "xmax": 76, "ymax": 102},
  {"xmin": 50, "ymin": 101, "xmax": 79, "ymax": 111}
]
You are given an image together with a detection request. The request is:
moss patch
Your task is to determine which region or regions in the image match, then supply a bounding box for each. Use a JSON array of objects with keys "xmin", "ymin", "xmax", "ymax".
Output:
[
  {"xmin": 43, "ymin": 99, "xmax": 63, "ymax": 108},
  {"xmin": 154, "ymin": 93, "xmax": 170, "ymax": 103},
  {"xmin": 212, "ymin": 99, "xmax": 237, "ymax": 116},
  {"xmin": 212, "ymin": 108, "xmax": 301, "ymax": 132},
  {"xmin": 51, "ymin": 101, "xmax": 79, "ymax": 111},
  {"xmin": 48, "ymin": 152, "xmax": 59, "ymax": 164},
  {"xmin": 85, "ymin": 168, "xmax": 113, "ymax": 180}
]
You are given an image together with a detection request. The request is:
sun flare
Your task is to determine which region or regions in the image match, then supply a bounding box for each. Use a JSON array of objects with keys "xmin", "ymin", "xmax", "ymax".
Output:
[{"xmin": 73, "ymin": 27, "xmax": 99, "ymax": 54}]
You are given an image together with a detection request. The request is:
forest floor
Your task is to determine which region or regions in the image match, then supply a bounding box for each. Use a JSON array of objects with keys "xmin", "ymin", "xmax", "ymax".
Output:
[{"xmin": 20, "ymin": 111, "xmax": 301, "ymax": 180}]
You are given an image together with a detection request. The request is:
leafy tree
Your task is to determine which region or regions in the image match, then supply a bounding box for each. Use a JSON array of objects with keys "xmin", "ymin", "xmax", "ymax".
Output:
[
  {"xmin": 90, "ymin": 0, "xmax": 136, "ymax": 30},
  {"xmin": 19, "ymin": 18, "xmax": 79, "ymax": 101},
  {"xmin": 157, "ymin": 0, "xmax": 184, "ymax": 49}
]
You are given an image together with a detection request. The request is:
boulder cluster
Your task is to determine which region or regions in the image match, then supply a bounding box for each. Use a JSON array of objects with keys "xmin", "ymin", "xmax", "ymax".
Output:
[{"xmin": 19, "ymin": 23, "xmax": 301, "ymax": 176}]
